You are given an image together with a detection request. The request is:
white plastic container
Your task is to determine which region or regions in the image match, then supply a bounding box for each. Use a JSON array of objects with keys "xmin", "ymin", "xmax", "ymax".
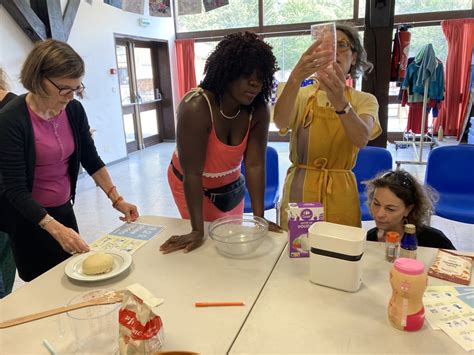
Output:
[{"xmin": 309, "ymin": 222, "xmax": 366, "ymax": 292}]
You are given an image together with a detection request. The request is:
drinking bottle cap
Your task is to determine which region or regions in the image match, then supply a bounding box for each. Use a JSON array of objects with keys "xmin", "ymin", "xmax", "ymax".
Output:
[
  {"xmin": 386, "ymin": 231, "xmax": 400, "ymax": 243},
  {"xmin": 404, "ymin": 224, "xmax": 416, "ymax": 234},
  {"xmin": 394, "ymin": 258, "xmax": 424, "ymax": 275}
]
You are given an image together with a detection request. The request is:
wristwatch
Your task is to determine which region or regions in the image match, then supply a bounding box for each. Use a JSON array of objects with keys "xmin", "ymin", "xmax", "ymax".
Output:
[{"xmin": 335, "ymin": 102, "xmax": 352, "ymax": 115}]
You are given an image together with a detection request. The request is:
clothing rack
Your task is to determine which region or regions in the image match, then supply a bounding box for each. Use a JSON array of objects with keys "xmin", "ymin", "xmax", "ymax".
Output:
[{"xmin": 395, "ymin": 44, "xmax": 439, "ymax": 168}]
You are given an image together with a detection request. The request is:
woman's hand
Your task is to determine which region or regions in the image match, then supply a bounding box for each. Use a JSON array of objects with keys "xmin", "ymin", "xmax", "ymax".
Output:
[
  {"xmin": 159, "ymin": 230, "xmax": 204, "ymax": 254},
  {"xmin": 114, "ymin": 200, "xmax": 139, "ymax": 223},
  {"xmin": 266, "ymin": 219, "xmax": 283, "ymax": 233},
  {"xmin": 45, "ymin": 220, "xmax": 90, "ymax": 255},
  {"xmin": 289, "ymin": 39, "xmax": 334, "ymax": 84},
  {"xmin": 318, "ymin": 62, "xmax": 348, "ymax": 111}
]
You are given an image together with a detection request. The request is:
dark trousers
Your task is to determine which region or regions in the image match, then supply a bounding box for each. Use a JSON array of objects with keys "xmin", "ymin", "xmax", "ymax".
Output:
[
  {"xmin": 10, "ymin": 201, "xmax": 78, "ymax": 282},
  {"xmin": 0, "ymin": 231, "xmax": 16, "ymax": 297}
]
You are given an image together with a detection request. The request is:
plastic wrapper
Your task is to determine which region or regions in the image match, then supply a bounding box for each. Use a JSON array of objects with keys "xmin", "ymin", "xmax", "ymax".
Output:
[
  {"xmin": 310, "ymin": 22, "xmax": 336, "ymax": 73},
  {"xmin": 119, "ymin": 283, "xmax": 165, "ymax": 354}
]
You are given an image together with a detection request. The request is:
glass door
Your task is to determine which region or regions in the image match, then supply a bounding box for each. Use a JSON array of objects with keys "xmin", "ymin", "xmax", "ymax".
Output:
[{"xmin": 116, "ymin": 39, "xmax": 163, "ymax": 153}]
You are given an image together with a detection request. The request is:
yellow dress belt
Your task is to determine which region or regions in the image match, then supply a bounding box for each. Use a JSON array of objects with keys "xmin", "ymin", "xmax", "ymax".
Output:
[{"xmin": 295, "ymin": 158, "xmax": 350, "ymax": 200}]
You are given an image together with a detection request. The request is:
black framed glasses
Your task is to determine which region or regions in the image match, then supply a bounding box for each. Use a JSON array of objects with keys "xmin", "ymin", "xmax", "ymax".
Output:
[
  {"xmin": 381, "ymin": 171, "xmax": 415, "ymax": 190},
  {"xmin": 336, "ymin": 40, "xmax": 353, "ymax": 53},
  {"xmin": 46, "ymin": 78, "xmax": 85, "ymax": 96}
]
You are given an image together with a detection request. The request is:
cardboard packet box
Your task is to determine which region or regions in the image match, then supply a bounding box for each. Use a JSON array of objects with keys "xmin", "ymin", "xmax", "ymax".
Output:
[{"xmin": 287, "ymin": 202, "xmax": 324, "ymax": 258}]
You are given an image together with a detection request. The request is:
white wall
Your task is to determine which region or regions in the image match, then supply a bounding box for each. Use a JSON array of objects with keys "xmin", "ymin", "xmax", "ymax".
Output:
[{"xmin": 0, "ymin": 1, "xmax": 178, "ymax": 163}]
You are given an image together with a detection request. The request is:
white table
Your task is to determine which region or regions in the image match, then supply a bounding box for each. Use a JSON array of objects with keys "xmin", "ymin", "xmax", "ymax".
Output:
[
  {"xmin": 0, "ymin": 215, "xmax": 287, "ymax": 354},
  {"xmin": 229, "ymin": 242, "xmax": 472, "ymax": 354}
]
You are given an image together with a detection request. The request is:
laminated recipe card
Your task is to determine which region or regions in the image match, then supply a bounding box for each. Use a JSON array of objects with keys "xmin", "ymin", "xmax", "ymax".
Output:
[{"xmin": 91, "ymin": 222, "xmax": 165, "ymax": 254}]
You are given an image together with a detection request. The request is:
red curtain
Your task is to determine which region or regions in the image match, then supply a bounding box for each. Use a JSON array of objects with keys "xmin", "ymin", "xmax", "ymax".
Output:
[
  {"xmin": 435, "ymin": 18, "xmax": 474, "ymax": 138},
  {"xmin": 175, "ymin": 39, "xmax": 197, "ymax": 99}
]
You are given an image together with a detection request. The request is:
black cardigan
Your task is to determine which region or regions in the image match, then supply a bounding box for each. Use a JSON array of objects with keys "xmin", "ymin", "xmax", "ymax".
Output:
[
  {"xmin": 0, "ymin": 94, "xmax": 105, "ymax": 232},
  {"xmin": 0, "ymin": 92, "xmax": 17, "ymax": 110}
]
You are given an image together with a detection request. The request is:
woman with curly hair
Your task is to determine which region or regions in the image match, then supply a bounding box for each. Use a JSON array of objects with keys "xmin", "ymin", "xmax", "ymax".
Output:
[
  {"xmin": 160, "ymin": 31, "xmax": 281, "ymax": 254},
  {"xmin": 274, "ymin": 23, "xmax": 382, "ymax": 229},
  {"xmin": 365, "ymin": 170, "xmax": 455, "ymax": 249}
]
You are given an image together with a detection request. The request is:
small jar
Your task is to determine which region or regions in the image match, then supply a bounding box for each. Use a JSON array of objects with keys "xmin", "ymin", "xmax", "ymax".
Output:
[
  {"xmin": 385, "ymin": 231, "xmax": 400, "ymax": 262},
  {"xmin": 400, "ymin": 224, "xmax": 417, "ymax": 259}
]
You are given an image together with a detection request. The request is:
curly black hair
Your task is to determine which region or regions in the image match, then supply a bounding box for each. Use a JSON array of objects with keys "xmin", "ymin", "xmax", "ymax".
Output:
[{"xmin": 200, "ymin": 31, "xmax": 278, "ymax": 109}]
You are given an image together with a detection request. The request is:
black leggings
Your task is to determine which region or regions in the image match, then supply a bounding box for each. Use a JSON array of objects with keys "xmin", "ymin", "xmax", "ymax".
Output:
[{"xmin": 10, "ymin": 201, "xmax": 78, "ymax": 282}]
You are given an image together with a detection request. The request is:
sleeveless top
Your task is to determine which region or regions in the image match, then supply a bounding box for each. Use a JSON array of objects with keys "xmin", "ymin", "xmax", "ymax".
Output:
[{"xmin": 171, "ymin": 88, "xmax": 252, "ymax": 189}]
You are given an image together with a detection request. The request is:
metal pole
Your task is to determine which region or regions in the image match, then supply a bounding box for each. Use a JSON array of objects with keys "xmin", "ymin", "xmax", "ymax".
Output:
[{"xmin": 419, "ymin": 79, "xmax": 429, "ymax": 163}]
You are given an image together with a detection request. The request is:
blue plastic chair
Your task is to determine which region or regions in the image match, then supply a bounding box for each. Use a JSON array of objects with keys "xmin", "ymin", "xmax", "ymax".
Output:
[
  {"xmin": 241, "ymin": 146, "xmax": 280, "ymax": 220},
  {"xmin": 425, "ymin": 145, "xmax": 474, "ymax": 224},
  {"xmin": 352, "ymin": 146, "xmax": 393, "ymax": 221}
]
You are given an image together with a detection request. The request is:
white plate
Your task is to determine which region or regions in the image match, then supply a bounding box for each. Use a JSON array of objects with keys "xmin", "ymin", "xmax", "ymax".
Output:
[{"xmin": 65, "ymin": 250, "xmax": 132, "ymax": 282}]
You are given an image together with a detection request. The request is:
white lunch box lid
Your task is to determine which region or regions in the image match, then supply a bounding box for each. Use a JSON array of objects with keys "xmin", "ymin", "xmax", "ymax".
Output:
[{"xmin": 309, "ymin": 222, "xmax": 366, "ymax": 256}]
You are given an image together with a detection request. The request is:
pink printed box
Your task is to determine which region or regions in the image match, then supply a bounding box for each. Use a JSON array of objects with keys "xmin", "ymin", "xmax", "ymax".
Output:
[{"xmin": 288, "ymin": 202, "xmax": 324, "ymax": 258}]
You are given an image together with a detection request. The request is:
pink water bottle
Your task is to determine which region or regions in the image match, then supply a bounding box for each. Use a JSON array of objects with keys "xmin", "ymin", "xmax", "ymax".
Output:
[{"xmin": 388, "ymin": 258, "xmax": 427, "ymax": 331}]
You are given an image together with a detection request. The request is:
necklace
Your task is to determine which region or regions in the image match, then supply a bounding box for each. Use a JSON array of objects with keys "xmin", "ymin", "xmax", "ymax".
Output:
[{"xmin": 219, "ymin": 106, "xmax": 240, "ymax": 120}]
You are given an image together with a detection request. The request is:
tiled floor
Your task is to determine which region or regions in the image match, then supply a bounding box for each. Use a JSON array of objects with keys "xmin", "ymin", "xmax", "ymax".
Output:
[{"xmin": 11, "ymin": 139, "xmax": 473, "ymax": 291}]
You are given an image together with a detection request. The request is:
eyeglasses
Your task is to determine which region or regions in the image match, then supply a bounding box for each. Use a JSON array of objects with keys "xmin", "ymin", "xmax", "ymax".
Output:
[
  {"xmin": 381, "ymin": 171, "xmax": 415, "ymax": 190},
  {"xmin": 46, "ymin": 78, "xmax": 85, "ymax": 96},
  {"xmin": 337, "ymin": 40, "xmax": 353, "ymax": 53}
]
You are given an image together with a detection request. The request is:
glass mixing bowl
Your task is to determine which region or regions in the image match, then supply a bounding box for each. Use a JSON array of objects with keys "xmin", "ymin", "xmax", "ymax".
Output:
[{"xmin": 208, "ymin": 216, "xmax": 269, "ymax": 257}]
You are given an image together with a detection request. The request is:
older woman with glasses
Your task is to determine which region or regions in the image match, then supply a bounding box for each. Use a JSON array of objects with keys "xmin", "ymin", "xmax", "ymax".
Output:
[
  {"xmin": 274, "ymin": 23, "xmax": 381, "ymax": 229},
  {"xmin": 0, "ymin": 39, "xmax": 139, "ymax": 281},
  {"xmin": 365, "ymin": 170, "xmax": 455, "ymax": 249}
]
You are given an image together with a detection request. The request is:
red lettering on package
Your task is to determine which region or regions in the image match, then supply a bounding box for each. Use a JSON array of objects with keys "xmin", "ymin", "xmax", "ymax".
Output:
[{"xmin": 119, "ymin": 309, "xmax": 163, "ymax": 340}]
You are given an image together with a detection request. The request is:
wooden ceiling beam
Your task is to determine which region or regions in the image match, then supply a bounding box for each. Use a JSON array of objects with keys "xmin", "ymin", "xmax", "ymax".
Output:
[
  {"xmin": 3, "ymin": 0, "xmax": 80, "ymax": 42},
  {"xmin": 3, "ymin": 0, "xmax": 47, "ymax": 42}
]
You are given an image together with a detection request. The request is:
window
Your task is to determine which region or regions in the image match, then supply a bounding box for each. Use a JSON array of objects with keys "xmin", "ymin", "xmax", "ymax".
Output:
[
  {"xmin": 395, "ymin": 0, "xmax": 471, "ymax": 15},
  {"xmin": 263, "ymin": 0, "xmax": 354, "ymax": 25},
  {"xmin": 386, "ymin": 25, "xmax": 447, "ymax": 133},
  {"xmin": 406, "ymin": 25, "xmax": 447, "ymax": 64},
  {"xmin": 387, "ymin": 103, "xmax": 408, "ymax": 132},
  {"xmin": 194, "ymin": 41, "xmax": 219, "ymax": 84},
  {"xmin": 265, "ymin": 35, "xmax": 312, "ymax": 82},
  {"xmin": 358, "ymin": 0, "xmax": 365, "ymax": 19},
  {"xmin": 175, "ymin": 0, "xmax": 258, "ymax": 33}
]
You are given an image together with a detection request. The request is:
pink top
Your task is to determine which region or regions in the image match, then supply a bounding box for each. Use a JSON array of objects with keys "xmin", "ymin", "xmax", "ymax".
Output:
[
  {"xmin": 29, "ymin": 107, "xmax": 75, "ymax": 207},
  {"xmin": 168, "ymin": 88, "xmax": 250, "ymax": 222},
  {"xmin": 171, "ymin": 88, "xmax": 251, "ymax": 189},
  {"xmin": 394, "ymin": 258, "xmax": 425, "ymax": 275}
]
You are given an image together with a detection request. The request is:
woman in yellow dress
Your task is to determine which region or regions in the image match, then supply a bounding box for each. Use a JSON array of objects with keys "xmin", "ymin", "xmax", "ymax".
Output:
[{"xmin": 274, "ymin": 24, "xmax": 382, "ymax": 229}]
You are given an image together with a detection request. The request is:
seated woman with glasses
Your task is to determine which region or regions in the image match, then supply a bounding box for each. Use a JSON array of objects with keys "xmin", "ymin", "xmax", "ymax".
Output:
[
  {"xmin": 0, "ymin": 39, "xmax": 139, "ymax": 281},
  {"xmin": 365, "ymin": 170, "xmax": 455, "ymax": 249},
  {"xmin": 274, "ymin": 23, "xmax": 382, "ymax": 229}
]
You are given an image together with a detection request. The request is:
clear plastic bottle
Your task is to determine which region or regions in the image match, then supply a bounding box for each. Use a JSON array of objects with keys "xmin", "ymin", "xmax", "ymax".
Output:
[
  {"xmin": 388, "ymin": 258, "xmax": 427, "ymax": 331},
  {"xmin": 437, "ymin": 125, "xmax": 444, "ymax": 141},
  {"xmin": 400, "ymin": 224, "xmax": 417, "ymax": 259},
  {"xmin": 385, "ymin": 231, "xmax": 400, "ymax": 262}
]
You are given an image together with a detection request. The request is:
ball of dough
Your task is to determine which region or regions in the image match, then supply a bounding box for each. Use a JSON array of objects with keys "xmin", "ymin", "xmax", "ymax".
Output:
[{"xmin": 82, "ymin": 252, "xmax": 114, "ymax": 275}]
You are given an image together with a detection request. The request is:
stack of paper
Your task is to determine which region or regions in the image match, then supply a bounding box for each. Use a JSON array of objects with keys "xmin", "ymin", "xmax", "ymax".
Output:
[{"xmin": 424, "ymin": 286, "xmax": 474, "ymax": 351}]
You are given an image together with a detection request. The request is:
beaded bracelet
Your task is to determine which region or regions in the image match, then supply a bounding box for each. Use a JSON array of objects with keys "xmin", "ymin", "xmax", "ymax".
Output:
[
  {"xmin": 39, "ymin": 216, "xmax": 55, "ymax": 229},
  {"xmin": 106, "ymin": 185, "xmax": 117, "ymax": 198},
  {"xmin": 112, "ymin": 196, "xmax": 124, "ymax": 208}
]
